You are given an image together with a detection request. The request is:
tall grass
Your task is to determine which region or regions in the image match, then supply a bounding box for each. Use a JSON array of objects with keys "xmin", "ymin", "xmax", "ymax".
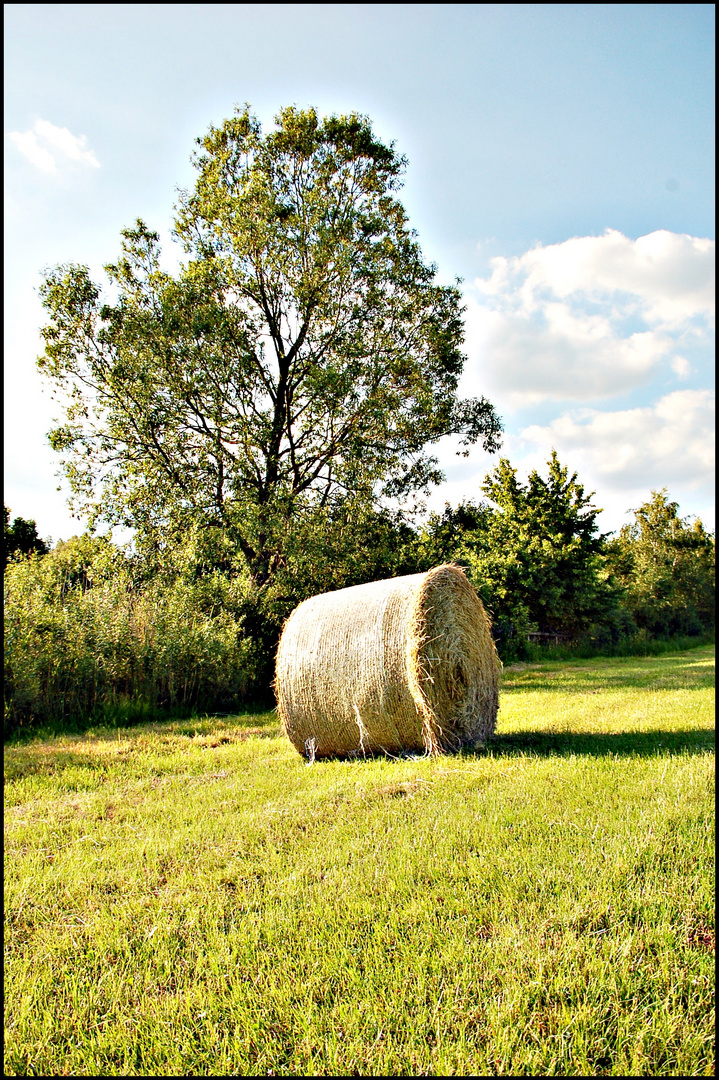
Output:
[{"xmin": 3, "ymin": 537, "xmax": 262, "ymax": 739}]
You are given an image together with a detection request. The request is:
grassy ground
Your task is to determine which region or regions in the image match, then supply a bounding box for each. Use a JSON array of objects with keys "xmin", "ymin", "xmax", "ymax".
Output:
[{"xmin": 4, "ymin": 646, "xmax": 714, "ymax": 1076}]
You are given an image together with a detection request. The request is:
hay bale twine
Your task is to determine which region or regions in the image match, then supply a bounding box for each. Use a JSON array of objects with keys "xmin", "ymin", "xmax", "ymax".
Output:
[{"xmin": 276, "ymin": 564, "xmax": 500, "ymax": 758}]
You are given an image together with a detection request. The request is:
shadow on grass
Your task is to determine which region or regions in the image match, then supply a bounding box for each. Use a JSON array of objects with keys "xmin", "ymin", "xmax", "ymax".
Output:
[
  {"xmin": 476, "ymin": 728, "xmax": 715, "ymax": 759},
  {"xmin": 298, "ymin": 726, "xmax": 715, "ymax": 766}
]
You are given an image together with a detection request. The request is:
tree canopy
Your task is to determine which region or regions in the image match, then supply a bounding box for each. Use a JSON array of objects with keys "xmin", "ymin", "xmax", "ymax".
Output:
[
  {"xmin": 415, "ymin": 452, "xmax": 621, "ymax": 644},
  {"xmin": 3, "ymin": 507, "xmax": 49, "ymax": 570},
  {"xmin": 606, "ymin": 490, "xmax": 715, "ymax": 636},
  {"xmin": 38, "ymin": 105, "xmax": 501, "ymax": 584}
]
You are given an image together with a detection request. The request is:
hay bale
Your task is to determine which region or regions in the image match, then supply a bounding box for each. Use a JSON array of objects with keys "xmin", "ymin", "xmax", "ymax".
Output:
[{"xmin": 276, "ymin": 564, "xmax": 500, "ymax": 758}]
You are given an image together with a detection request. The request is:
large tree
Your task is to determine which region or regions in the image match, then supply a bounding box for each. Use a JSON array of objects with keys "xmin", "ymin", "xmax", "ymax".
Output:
[{"xmin": 38, "ymin": 106, "xmax": 501, "ymax": 585}]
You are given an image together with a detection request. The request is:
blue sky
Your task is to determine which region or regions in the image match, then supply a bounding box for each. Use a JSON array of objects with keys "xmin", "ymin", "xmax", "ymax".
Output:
[{"xmin": 4, "ymin": 3, "xmax": 715, "ymax": 542}]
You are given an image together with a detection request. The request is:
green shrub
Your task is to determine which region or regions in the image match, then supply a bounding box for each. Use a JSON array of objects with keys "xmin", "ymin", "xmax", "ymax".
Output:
[
  {"xmin": 499, "ymin": 628, "xmax": 714, "ymax": 665},
  {"xmin": 4, "ymin": 536, "xmax": 260, "ymax": 739}
]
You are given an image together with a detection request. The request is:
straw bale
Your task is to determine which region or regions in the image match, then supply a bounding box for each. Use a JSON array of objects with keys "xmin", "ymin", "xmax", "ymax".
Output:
[{"xmin": 275, "ymin": 564, "xmax": 500, "ymax": 759}]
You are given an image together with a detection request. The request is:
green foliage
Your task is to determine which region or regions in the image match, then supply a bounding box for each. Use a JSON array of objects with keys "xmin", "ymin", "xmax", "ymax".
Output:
[
  {"xmin": 606, "ymin": 490, "xmax": 715, "ymax": 638},
  {"xmin": 37, "ymin": 105, "xmax": 501, "ymax": 587},
  {"xmin": 413, "ymin": 468, "xmax": 714, "ymax": 661},
  {"xmin": 274, "ymin": 499, "xmax": 417, "ymax": 602},
  {"xmin": 411, "ymin": 499, "xmax": 489, "ymax": 571},
  {"xmin": 2, "ymin": 505, "xmax": 422, "ymax": 740},
  {"xmin": 3, "ymin": 535, "xmax": 260, "ymax": 739},
  {"xmin": 3, "ymin": 506, "xmax": 49, "ymax": 569},
  {"xmin": 415, "ymin": 452, "xmax": 624, "ymax": 657}
]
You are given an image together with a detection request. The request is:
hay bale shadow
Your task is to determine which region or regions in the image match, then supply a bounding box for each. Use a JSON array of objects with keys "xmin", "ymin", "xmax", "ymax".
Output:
[{"xmin": 466, "ymin": 728, "xmax": 714, "ymax": 759}]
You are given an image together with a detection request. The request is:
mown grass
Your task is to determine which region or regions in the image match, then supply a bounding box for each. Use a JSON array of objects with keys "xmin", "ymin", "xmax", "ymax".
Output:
[{"xmin": 4, "ymin": 646, "xmax": 714, "ymax": 1076}]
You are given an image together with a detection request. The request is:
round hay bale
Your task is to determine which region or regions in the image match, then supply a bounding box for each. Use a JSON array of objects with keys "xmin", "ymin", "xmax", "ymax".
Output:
[{"xmin": 275, "ymin": 564, "xmax": 500, "ymax": 759}]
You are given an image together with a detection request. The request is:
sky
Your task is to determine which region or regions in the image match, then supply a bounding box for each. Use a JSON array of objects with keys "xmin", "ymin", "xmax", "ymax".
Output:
[{"xmin": 4, "ymin": 3, "xmax": 715, "ymax": 545}]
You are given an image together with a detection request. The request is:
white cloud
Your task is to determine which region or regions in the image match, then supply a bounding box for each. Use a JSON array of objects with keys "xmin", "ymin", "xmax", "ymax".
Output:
[
  {"xmin": 463, "ymin": 296, "xmax": 673, "ymax": 405},
  {"xmin": 425, "ymin": 390, "xmax": 714, "ymax": 533},
  {"xmin": 481, "ymin": 229, "xmax": 714, "ymax": 326},
  {"xmin": 7, "ymin": 129, "xmax": 57, "ymax": 173},
  {"xmin": 671, "ymin": 355, "xmax": 691, "ymax": 379},
  {"xmin": 463, "ymin": 229, "xmax": 714, "ymax": 406},
  {"xmin": 7, "ymin": 118, "xmax": 100, "ymax": 173},
  {"xmin": 520, "ymin": 389, "xmax": 715, "ymax": 495},
  {"xmin": 420, "ymin": 230, "xmax": 716, "ymax": 531},
  {"xmin": 33, "ymin": 119, "xmax": 100, "ymax": 168}
]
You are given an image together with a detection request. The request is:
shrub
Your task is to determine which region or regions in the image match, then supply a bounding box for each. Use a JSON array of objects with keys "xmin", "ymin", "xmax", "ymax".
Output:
[{"xmin": 4, "ymin": 536, "xmax": 260, "ymax": 739}]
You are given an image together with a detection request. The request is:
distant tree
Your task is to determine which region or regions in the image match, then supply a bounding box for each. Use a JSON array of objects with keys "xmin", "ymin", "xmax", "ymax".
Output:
[
  {"xmin": 37, "ymin": 105, "xmax": 501, "ymax": 589},
  {"xmin": 3, "ymin": 506, "xmax": 49, "ymax": 570},
  {"xmin": 417, "ymin": 453, "xmax": 621, "ymax": 645},
  {"xmin": 606, "ymin": 490, "xmax": 715, "ymax": 636}
]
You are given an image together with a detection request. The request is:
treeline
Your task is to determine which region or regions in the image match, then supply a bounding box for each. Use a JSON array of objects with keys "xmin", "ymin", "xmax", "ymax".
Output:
[
  {"xmin": 413, "ymin": 454, "xmax": 714, "ymax": 648},
  {"xmin": 4, "ymin": 453, "xmax": 714, "ymax": 739}
]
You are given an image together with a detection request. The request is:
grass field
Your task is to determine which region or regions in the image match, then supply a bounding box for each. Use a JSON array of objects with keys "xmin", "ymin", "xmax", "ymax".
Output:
[{"xmin": 4, "ymin": 646, "xmax": 715, "ymax": 1076}]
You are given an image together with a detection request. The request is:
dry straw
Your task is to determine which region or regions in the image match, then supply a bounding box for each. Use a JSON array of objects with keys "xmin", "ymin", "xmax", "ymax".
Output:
[{"xmin": 276, "ymin": 564, "xmax": 500, "ymax": 759}]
